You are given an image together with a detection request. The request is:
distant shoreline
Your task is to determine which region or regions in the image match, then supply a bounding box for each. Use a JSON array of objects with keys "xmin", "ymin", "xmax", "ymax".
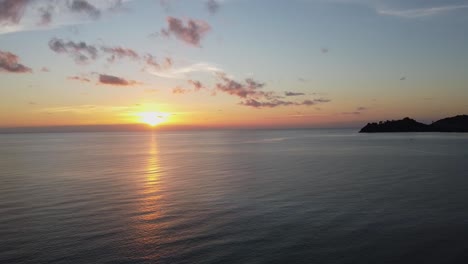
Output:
[{"xmin": 360, "ymin": 115, "xmax": 468, "ymax": 133}]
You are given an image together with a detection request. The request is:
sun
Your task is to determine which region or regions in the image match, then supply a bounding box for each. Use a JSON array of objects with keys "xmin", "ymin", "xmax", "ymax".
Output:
[{"xmin": 139, "ymin": 112, "xmax": 170, "ymax": 127}]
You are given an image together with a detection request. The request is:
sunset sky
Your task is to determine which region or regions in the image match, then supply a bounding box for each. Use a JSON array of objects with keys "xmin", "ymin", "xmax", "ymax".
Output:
[{"xmin": 1, "ymin": 0, "xmax": 467, "ymax": 129}]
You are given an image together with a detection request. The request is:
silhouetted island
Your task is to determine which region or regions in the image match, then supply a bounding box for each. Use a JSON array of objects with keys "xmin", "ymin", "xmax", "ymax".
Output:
[{"xmin": 360, "ymin": 115, "xmax": 468, "ymax": 133}]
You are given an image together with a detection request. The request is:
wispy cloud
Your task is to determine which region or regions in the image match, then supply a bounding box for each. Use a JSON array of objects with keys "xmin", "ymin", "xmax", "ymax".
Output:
[
  {"xmin": 143, "ymin": 54, "xmax": 173, "ymax": 71},
  {"xmin": 213, "ymin": 73, "xmax": 331, "ymax": 108},
  {"xmin": 101, "ymin": 46, "xmax": 140, "ymax": 62},
  {"xmin": 38, "ymin": 104, "xmax": 134, "ymax": 114},
  {"xmin": 341, "ymin": 106, "xmax": 368, "ymax": 115},
  {"xmin": 241, "ymin": 99, "xmax": 326, "ymax": 108},
  {"xmin": 161, "ymin": 16, "xmax": 211, "ymax": 46},
  {"xmin": 147, "ymin": 62, "xmax": 222, "ymax": 79},
  {"xmin": 206, "ymin": 0, "xmax": 220, "ymax": 14},
  {"xmin": 356, "ymin": 106, "xmax": 367, "ymax": 111},
  {"xmin": 188, "ymin": 79, "xmax": 205, "ymax": 91},
  {"xmin": 68, "ymin": 75, "xmax": 91, "ymax": 82},
  {"xmin": 172, "ymin": 86, "xmax": 190, "ymax": 94},
  {"xmin": 0, "ymin": 0, "xmax": 134, "ymax": 34},
  {"xmin": 0, "ymin": 50, "xmax": 32, "ymax": 73},
  {"xmin": 377, "ymin": 4, "xmax": 468, "ymax": 18},
  {"xmin": 285, "ymin": 91, "xmax": 305, "ymax": 96},
  {"xmin": 48, "ymin": 38, "xmax": 98, "ymax": 64}
]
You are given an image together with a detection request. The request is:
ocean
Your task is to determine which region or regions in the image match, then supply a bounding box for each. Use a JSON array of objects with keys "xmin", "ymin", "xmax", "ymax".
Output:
[{"xmin": 1, "ymin": 129, "xmax": 468, "ymax": 263}]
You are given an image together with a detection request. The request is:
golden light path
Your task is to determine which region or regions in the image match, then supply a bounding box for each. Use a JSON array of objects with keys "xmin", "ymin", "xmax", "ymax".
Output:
[{"xmin": 138, "ymin": 112, "xmax": 171, "ymax": 127}]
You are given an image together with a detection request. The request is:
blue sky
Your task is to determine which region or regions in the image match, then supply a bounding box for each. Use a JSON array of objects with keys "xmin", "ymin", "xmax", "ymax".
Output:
[{"xmin": 0, "ymin": 0, "xmax": 467, "ymax": 128}]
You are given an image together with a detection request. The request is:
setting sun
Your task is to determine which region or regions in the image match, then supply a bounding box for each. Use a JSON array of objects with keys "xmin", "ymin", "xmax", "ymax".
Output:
[{"xmin": 139, "ymin": 112, "xmax": 170, "ymax": 127}]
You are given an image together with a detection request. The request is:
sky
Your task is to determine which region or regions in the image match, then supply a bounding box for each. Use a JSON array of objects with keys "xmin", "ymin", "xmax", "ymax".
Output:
[{"xmin": 1, "ymin": 0, "xmax": 467, "ymax": 130}]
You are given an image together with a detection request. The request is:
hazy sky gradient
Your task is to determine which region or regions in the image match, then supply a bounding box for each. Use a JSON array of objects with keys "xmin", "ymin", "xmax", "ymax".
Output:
[{"xmin": 1, "ymin": 0, "xmax": 467, "ymax": 129}]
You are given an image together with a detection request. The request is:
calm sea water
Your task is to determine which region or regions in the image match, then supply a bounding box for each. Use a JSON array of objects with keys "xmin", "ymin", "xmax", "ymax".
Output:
[{"xmin": 1, "ymin": 129, "xmax": 468, "ymax": 264}]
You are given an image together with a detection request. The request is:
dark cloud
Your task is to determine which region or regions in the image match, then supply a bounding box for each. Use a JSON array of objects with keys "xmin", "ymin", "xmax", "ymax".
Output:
[
  {"xmin": 101, "ymin": 46, "xmax": 139, "ymax": 62},
  {"xmin": 68, "ymin": 76, "xmax": 90, "ymax": 82},
  {"xmin": 172, "ymin": 86, "xmax": 189, "ymax": 94},
  {"xmin": 188, "ymin": 80, "xmax": 204, "ymax": 91},
  {"xmin": 356, "ymin": 106, "xmax": 368, "ymax": 111},
  {"xmin": 400, "ymin": 76, "xmax": 406, "ymax": 80},
  {"xmin": 162, "ymin": 16, "xmax": 211, "ymax": 46},
  {"xmin": 0, "ymin": 0, "xmax": 30, "ymax": 25},
  {"xmin": 214, "ymin": 72, "xmax": 331, "ymax": 108},
  {"xmin": 321, "ymin": 48, "xmax": 329, "ymax": 53},
  {"xmin": 143, "ymin": 54, "xmax": 172, "ymax": 70},
  {"xmin": 285, "ymin": 91, "xmax": 305, "ymax": 96},
  {"xmin": 144, "ymin": 54, "xmax": 159, "ymax": 68},
  {"xmin": 69, "ymin": 0, "xmax": 100, "ymax": 19},
  {"xmin": 163, "ymin": 57, "xmax": 173, "ymax": 68},
  {"xmin": 0, "ymin": 50, "xmax": 32, "ymax": 73},
  {"xmin": 215, "ymin": 73, "xmax": 269, "ymax": 99},
  {"xmin": 48, "ymin": 38, "xmax": 98, "ymax": 64},
  {"xmin": 298, "ymin": 77, "xmax": 307, "ymax": 82},
  {"xmin": 314, "ymin": 98, "xmax": 331, "ymax": 103},
  {"xmin": 99, "ymin": 74, "xmax": 137, "ymax": 86},
  {"xmin": 206, "ymin": 0, "xmax": 220, "ymax": 14},
  {"xmin": 241, "ymin": 99, "xmax": 324, "ymax": 108},
  {"xmin": 37, "ymin": 4, "xmax": 54, "ymax": 25},
  {"xmin": 40, "ymin": 67, "xmax": 50, "ymax": 72}
]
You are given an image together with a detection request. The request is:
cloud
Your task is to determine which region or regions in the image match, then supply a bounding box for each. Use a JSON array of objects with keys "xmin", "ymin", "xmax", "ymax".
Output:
[
  {"xmin": 147, "ymin": 62, "xmax": 221, "ymax": 79},
  {"xmin": 215, "ymin": 72, "xmax": 270, "ymax": 99},
  {"xmin": 48, "ymin": 38, "xmax": 98, "ymax": 64},
  {"xmin": 214, "ymin": 72, "xmax": 331, "ymax": 108},
  {"xmin": 40, "ymin": 66, "xmax": 50, "ymax": 72},
  {"xmin": 37, "ymin": 4, "xmax": 54, "ymax": 25},
  {"xmin": 68, "ymin": 75, "xmax": 90, "ymax": 82},
  {"xmin": 0, "ymin": 0, "xmax": 136, "ymax": 35},
  {"xmin": 0, "ymin": 50, "xmax": 32, "ymax": 73},
  {"xmin": 99, "ymin": 74, "xmax": 137, "ymax": 86},
  {"xmin": 172, "ymin": 86, "xmax": 189, "ymax": 94},
  {"xmin": 188, "ymin": 79, "xmax": 204, "ymax": 91},
  {"xmin": 356, "ymin": 106, "xmax": 367, "ymax": 111},
  {"xmin": 143, "ymin": 54, "xmax": 173, "ymax": 71},
  {"xmin": 341, "ymin": 111, "xmax": 361, "ymax": 115},
  {"xmin": 0, "ymin": 0, "xmax": 30, "ymax": 25},
  {"xmin": 101, "ymin": 46, "xmax": 139, "ymax": 62},
  {"xmin": 206, "ymin": 0, "xmax": 220, "ymax": 14},
  {"xmin": 241, "ymin": 99, "xmax": 326, "ymax": 108},
  {"xmin": 313, "ymin": 98, "xmax": 331, "ymax": 103},
  {"xmin": 377, "ymin": 4, "xmax": 468, "ymax": 18},
  {"xmin": 400, "ymin": 76, "xmax": 406, "ymax": 81},
  {"xmin": 69, "ymin": 0, "xmax": 101, "ymax": 19},
  {"xmin": 161, "ymin": 16, "xmax": 211, "ymax": 46},
  {"xmin": 285, "ymin": 91, "xmax": 305, "ymax": 96},
  {"xmin": 321, "ymin": 48, "xmax": 329, "ymax": 53},
  {"xmin": 341, "ymin": 106, "xmax": 367, "ymax": 115}
]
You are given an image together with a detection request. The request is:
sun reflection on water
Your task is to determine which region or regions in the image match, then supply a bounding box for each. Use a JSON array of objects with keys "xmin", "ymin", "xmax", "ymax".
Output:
[{"xmin": 132, "ymin": 132, "xmax": 165, "ymax": 247}]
